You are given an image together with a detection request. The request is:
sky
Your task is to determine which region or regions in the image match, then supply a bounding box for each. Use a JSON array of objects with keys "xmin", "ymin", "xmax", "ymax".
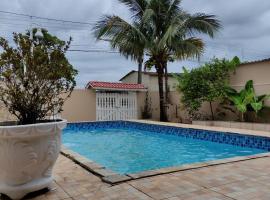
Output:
[{"xmin": 0, "ymin": 0, "xmax": 269, "ymax": 88}]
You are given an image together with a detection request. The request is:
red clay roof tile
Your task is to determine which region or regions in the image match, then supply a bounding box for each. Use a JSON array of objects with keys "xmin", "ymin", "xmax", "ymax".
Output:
[{"xmin": 86, "ymin": 81, "xmax": 145, "ymax": 90}]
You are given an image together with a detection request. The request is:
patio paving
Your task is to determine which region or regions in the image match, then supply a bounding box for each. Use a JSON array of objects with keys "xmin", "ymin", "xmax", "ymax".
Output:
[{"xmin": 5, "ymin": 153, "xmax": 269, "ymax": 200}]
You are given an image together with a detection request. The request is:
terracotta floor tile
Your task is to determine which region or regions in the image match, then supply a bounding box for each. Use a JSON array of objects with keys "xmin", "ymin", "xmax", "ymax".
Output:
[
  {"xmin": 166, "ymin": 189, "xmax": 233, "ymax": 200},
  {"xmin": 5, "ymin": 155, "xmax": 270, "ymax": 200},
  {"xmin": 210, "ymin": 180, "xmax": 270, "ymax": 200},
  {"xmin": 129, "ymin": 175, "xmax": 203, "ymax": 199}
]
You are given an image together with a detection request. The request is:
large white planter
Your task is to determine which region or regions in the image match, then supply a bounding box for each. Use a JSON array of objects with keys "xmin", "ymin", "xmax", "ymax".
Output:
[{"xmin": 0, "ymin": 120, "xmax": 67, "ymax": 199}]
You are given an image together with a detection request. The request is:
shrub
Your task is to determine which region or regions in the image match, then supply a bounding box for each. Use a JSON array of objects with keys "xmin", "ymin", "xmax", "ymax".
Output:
[
  {"xmin": 0, "ymin": 28, "xmax": 78, "ymax": 125},
  {"xmin": 175, "ymin": 57, "xmax": 240, "ymax": 120},
  {"xmin": 226, "ymin": 80, "xmax": 270, "ymax": 122}
]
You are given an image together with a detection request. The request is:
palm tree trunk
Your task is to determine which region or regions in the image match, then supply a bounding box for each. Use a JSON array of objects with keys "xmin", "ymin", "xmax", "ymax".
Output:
[
  {"xmin": 156, "ymin": 64, "xmax": 168, "ymax": 122},
  {"xmin": 137, "ymin": 57, "xmax": 143, "ymax": 84},
  {"xmin": 164, "ymin": 62, "xmax": 169, "ymax": 103}
]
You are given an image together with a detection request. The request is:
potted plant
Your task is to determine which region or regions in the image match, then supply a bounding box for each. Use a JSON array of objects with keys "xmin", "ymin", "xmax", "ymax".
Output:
[{"xmin": 0, "ymin": 29, "xmax": 77, "ymax": 199}]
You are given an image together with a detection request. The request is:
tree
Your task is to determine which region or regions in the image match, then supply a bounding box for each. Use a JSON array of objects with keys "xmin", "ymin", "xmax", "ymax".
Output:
[
  {"xmin": 94, "ymin": 0, "xmax": 146, "ymax": 84},
  {"xmin": 226, "ymin": 80, "xmax": 270, "ymax": 121},
  {"xmin": 94, "ymin": 0, "xmax": 221, "ymax": 121},
  {"xmin": 175, "ymin": 57, "xmax": 240, "ymax": 120},
  {"xmin": 0, "ymin": 29, "xmax": 78, "ymax": 124},
  {"xmin": 137, "ymin": 57, "xmax": 144, "ymax": 84}
]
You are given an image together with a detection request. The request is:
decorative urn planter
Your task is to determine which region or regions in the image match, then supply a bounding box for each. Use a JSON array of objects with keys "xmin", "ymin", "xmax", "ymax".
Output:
[{"xmin": 0, "ymin": 120, "xmax": 67, "ymax": 199}]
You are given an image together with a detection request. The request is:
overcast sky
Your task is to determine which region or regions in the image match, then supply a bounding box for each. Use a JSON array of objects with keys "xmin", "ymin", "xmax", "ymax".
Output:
[{"xmin": 0, "ymin": 0, "xmax": 269, "ymax": 88}]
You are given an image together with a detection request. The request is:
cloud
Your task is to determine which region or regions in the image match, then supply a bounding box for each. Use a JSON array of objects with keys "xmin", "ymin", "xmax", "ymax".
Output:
[{"xmin": 0, "ymin": 0, "xmax": 269, "ymax": 87}]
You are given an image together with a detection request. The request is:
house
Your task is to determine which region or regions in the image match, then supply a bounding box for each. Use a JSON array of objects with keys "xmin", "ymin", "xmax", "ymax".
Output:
[
  {"xmin": 120, "ymin": 70, "xmax": 180, "ymax": 92},
  {"xmin": 61, "ymin": 81, "xmax": 146, "ymax": 122}
]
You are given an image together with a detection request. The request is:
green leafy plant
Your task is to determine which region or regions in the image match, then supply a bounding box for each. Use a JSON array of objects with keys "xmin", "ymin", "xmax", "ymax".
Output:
[
  {"xmin": 94, "ymin": 0, "xmax": 221, "ymax": 122},
  {"xmin": 250, "ymin": 95, "xmax": 269, "ymax": 115},
  {"xmin": 226, "ymin": 80, "xmax": 270, "ymax": 121},
  {"xmin": 175, "ymin": 57, "xmax": 240, "ymax": 120},
  {"xmin": 0, "ymin": 28, "xmax": 78, "ymax": 125}
]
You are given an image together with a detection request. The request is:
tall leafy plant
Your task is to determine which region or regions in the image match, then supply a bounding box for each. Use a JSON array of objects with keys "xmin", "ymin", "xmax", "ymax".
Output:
[
  {"xmin": 226, "ymin": 80, "xmax": 269, "ymax": 121},
  {"xmin": 0, "ymin": 29, "xmax": 78, "ymax": 125},
  {"xmin": 94, "ymin": 0, "xmax": 221, "ymax": 122},
  {"xmin": 175, "ymin": 57, "xmax": 240, "ymax": 120},
  {"xmin": 251, "ymin": 95, "xmax": 269, "ymax": 115}
]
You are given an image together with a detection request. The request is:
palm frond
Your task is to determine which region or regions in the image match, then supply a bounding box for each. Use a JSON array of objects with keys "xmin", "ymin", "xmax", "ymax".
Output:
[
  {"xmin": 158, "ymin": 17, "xmax": 182, "ymax": 49},
  {"xmin": 111, "ymin": 28, "xmax": 145, "ymax": 60},
  {"xmin": 167, "ymin": 0, "xmax": 182, "ymax": 17},
  {"xmin": 118, "ymin": 0, "xmax": 148, "ymax": 19},
  {"xmin": 94, "ymin": 15, "xmax": 124, "ymax": 39},
  {"xmin": 184, "ymin": 13, "xmax": 222, "ymax": 38},
  {"xmin": 142, "ymin": 8, "xmax": 155, "ymax": 25},
  {"xmin": 94, "ymin": 15, "xmax": 146, "ymax": 61},
  {"xmin": 171, "ymin": 37, "xmax": 204, "ymax": 60}
]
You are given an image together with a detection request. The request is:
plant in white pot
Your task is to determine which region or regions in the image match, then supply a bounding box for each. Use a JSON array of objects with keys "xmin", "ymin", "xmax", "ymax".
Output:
[{"xmin": 0, "ymin": 28, "xmax": 78, "ymax": 199}]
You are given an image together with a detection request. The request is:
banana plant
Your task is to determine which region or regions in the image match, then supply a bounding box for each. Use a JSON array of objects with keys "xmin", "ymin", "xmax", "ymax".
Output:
[
  {"xmin": 250, "ymin": 94, "xmax": 270, "ymax": 115},
  {"xmin": 225, "ymin": 80, "xmax": 268, "ymax": 121}
]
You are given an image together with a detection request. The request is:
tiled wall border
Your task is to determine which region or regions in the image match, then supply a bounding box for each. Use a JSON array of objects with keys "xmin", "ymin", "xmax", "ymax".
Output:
[{"xmin": 65, "ymin": 120, "xmax": 270, "ymax": 150}]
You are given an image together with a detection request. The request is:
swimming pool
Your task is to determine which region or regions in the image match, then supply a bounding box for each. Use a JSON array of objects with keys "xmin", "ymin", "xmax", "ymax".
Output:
[{"xmin": 63, "ymin": 121, "xmax": 269, "ymax": 174}]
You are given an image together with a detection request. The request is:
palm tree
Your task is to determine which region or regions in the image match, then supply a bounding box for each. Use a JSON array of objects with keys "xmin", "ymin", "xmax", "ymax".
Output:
[
  {"xmin": 100, "ymin": 37, "xmax": 143, "ymax": 83},
  {"xmin": 94, "ymin": 0, "xmax": 221, "ymax": 122},
  {"xmin": 94, "ymin": 0, "xmax": 147, "ymax": 84}
]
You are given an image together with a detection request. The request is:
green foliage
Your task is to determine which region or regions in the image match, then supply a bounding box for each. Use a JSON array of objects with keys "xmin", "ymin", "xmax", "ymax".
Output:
[
  {"xmin": 175, "ymin": 57, "xmax": 240, "ymax": 119},
  {"xmin": 226, "ymin": 80, "xmax": 253, "ymax": 113},
  {"xmin": 226, "ymin": 80, "xmax": 270, "ymax": 121},
  {"xmin": 0, "ymin": 28, "xmax": 78, "ymax": 124},
  {"xmin": 94, "ymin": 0, "xmax": 221, "ymax": 121}
]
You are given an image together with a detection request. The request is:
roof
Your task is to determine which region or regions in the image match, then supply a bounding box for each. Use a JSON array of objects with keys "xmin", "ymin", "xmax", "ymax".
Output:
[
  {"xmin": 240, "ymin": 58, "xmax": 270, "ymax": 66},
  {"xmin": 119, "ymin": 70, "xmax": 180, "ymax": 81},
  {"xmin": 86, "ymin": 81, "xmax": 146, "ymax": 91}
]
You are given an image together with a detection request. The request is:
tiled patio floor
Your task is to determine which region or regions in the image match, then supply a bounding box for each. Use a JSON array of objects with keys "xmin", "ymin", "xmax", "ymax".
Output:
[{"xmin": 10, "ymin": 154, "xmax": 270, "ymax": 200}]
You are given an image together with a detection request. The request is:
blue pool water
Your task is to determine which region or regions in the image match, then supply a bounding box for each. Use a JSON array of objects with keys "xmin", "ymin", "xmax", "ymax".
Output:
[{"xmin": 63, "ymin": 122, "xmax": 268, "ymax": 174}]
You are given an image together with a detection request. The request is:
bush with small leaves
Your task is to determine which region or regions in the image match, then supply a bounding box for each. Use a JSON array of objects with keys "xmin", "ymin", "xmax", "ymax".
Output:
[{"xmin": 0, "ymin": 28, "xmax": 78, "ymax": 124}]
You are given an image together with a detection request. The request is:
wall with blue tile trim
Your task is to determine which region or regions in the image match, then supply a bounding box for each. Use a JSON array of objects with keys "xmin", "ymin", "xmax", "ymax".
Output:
[{"xmin": 65, "ymin": 121, "xmax": 270, "ymax": 151}]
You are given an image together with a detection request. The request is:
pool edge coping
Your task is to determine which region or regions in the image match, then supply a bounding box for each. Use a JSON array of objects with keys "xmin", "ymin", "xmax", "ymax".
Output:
[
  {"xmin": 128, "ymin": 120, "xmax": 270, "ymax": 138},
  {"xmin": 61, "ymin": 145, "xmax": 270, "ymax": 184},
  {"xmin": 61, "ymin": 146, "xmax": 132, "ymax": 184}
]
